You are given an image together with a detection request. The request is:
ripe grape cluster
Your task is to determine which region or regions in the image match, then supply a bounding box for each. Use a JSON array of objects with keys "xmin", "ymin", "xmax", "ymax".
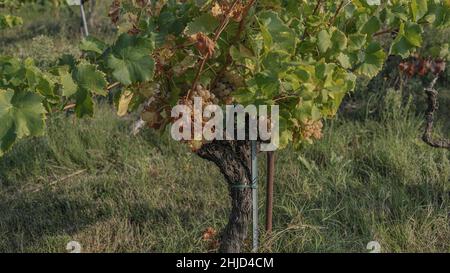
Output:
[
  {"xmin": 299, "ymin": 119, "xmax": 323, "ymax": 142},
  {"xmin": 211, "ymin": 1, "xmax": 245, "ymax": 22},
  {"xmin": 176, "ymin": 85, "xmax": 219, "ymax": 151},
  {"xmin": 211, "ymin": 77, "xmax": 235, "ymax": 104},
  {"xmin": 190, "ymin": 84, "xmax": 220, "ymax": 105}
]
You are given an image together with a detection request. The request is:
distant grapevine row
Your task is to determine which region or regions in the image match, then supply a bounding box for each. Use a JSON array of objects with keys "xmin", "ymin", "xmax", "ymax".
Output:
[{"xmin": 1, "ymin": 0, "xmax": 70, "ymax": 9}]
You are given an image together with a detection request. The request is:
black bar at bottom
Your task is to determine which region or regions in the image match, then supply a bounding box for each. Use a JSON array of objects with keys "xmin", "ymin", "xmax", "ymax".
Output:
[{"xmin": 0, "ymin": 253, "xmax": 447, "ymax": 272}]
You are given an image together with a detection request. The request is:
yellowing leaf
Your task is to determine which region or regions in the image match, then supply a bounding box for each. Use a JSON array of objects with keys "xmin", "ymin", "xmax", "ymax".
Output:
[
  {"xmin": 117, "ymin": 90, "xmax": 134, "ymax": 117},
  {"xmin": 317, "ymin": 30, "xmax": 332, "ymax": 53}
]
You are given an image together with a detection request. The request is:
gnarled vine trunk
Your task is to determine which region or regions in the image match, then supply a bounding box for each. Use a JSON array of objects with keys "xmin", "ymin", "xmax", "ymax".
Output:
[
  {"xmin": 196, "ymin": 140, "xmax": 254, "ymax": 253},
  {"xmin": 423, "ymin": 76, "xmax": 450, "ymax": 149}
]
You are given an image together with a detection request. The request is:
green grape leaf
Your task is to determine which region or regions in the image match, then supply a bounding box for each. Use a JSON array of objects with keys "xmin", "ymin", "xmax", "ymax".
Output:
[
  {"xmin": 0, "ymin": 56, "xmax": 21, "ymax": 77},
  {"xmin": 60, "ymin": 70, "xmax": 78, "ymax": 97},
  {"xmin": 315, "ymin": 62, "xmax": 336, "ymax": 81},
  {"xmin": 257, "ymin": 11, "xmax": 296, "ymax": 54},
  {"xmin": 336, "ymin": 53, "xmax": 351, "ymax": 68},
  {"xmin": 58, "ymin": 54, "xmax": 77, "ymax": 69},
  {"xmin": 255, "ymin": 72, "xmax": 280, "ymax": 97},
  {"xmin": 184, "ymin": 14, "xmax": 219, "ymax": 36},
  {"xmin": 390, "ymin": 22, "xmax": 423, "ymax": 57},
  {"xmin": 311, "ymin": 105, "xmax": 321, "ymax": 120},
  {"xmin": 411, "ymin": 0, "xmax": 428, "ymax": 21},
  {"xmin": 73, "ymin": 63, "xmax": 107, "ymax": 96},
  {"xmin": 403, "ymin": 22, "xmax": 423, "ymax": 47},
  {"xmin": 0, "ymin": 89, "xmax": 46, "ymax": 155},
  {"xmin": 230, "ymin": 44, "xmax": 256, "ymax": 72},
  {"xmin": 278, "ymin": 129, "xmax": 293, "ymax": 149},
  {"xmin": 391, "ymin": 5, "xmax": 409, "ymax": 21},
  {"xmin": 327, "ymin": 90, "xmax": 347, "ymax": 116},
  {"xmin": 80, "ymin": 37, "xmax": 107, "ymax": 55},
  {"xmin": 278, "ymin": 116, "xmax": 293, "ymax": 149},
  {"xmin": 356, "ymin": 42, "xmax": 386, "ymax": 77},
  {"xmin": 22, "ymin": 59, "xmax": 56, "ymax": 98},
  {"xmin": 331, "ymin": 29, "xmax": 347, "ymax": 52},
  {"xmin": 348, "ymin": 33, "xmax": 367, "ymax": 51},
  {"xmin": 317, "ymin": 30, "xmax": 332, "ymax": 53},
  {"xmin": 390, "ymin": 36, "xmax": 414, "ymax": 58},
  {"xmin": 74, "ymin": 88, "xmax": 94, "ymax": 118},
  {"xmin": 173, "ymin": 54, "xmax": 197, "ymax": 77},
  {"xmin": 232, "ymin": 87, "xmax": 256, "ymax": 105},
  {"xmin": 1, "ymin": 57, "xmax": 57, "ymax": 103},
  {"xmin": 262, "ymin": 52, "xmax": 290, "ymax": 75},
  {"xmin": 107, "ymin": 33, "xmax": 155, "ymax": 85},
  {"xmin": 34, "ymin": 74, "xmax": 55, "ymax": 99},
  {"xmin": 360, "ymin": 16, "xmax": 381, "ymax": 36}
]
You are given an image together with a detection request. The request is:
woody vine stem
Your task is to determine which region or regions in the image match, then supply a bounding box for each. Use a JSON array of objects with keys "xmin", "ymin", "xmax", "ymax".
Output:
[{"xmin": 423, "ymin": 76, "xmax": 450, "ymax": 149}]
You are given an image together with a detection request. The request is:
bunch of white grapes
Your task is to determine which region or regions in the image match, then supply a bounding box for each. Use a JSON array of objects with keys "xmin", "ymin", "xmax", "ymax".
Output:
[
  {"xmin": 177, "ymin": 84, "xmax": 219, "ymax": 151},
  {"xmin": 300, "ymin": 119, "xmax": 323, "ymax": 142},
  {"xmin": 211, "ymin": 77, "xmax": 235, "ymax": 105}
]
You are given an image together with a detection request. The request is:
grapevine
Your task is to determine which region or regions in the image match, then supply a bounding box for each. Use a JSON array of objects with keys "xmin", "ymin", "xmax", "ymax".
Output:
[
  {"xmin": 1, "ymin": 0, "xmax": 450, "ymax": 252},
  {"xmin": 1, "ymin": 0, "xmax": 77, "ymax": 9},
  {"xmin": 397, "ymin": 53, "xmax": 449, "ymax": 149}
]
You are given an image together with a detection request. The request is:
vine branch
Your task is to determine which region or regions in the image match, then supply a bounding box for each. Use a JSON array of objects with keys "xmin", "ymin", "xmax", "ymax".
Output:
[
  {"xmin": 329, "ymin": 1, "xmax": 344, "ymax": 25},
  {"xmin": 313, "ymin": 0, "xmax": 323, "ymax": 15},
  {"xmin": 212, "ymin": 0, "xmax": 256, "ymax": 88},
  {"xmin": 188, "ymin": 0, "xmax": 241, "ymax": 97},
  {"xmin": 373, "ymin": 28, "xmax": 397, "ymax": 37},
  {"xmin": 302, "ymin": 0, "xmax": 324, "ymax": 39}
]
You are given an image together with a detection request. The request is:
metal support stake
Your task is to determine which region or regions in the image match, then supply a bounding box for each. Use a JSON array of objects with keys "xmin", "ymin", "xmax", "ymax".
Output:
[
  {"xmin": 265, "ymin": 151, "xmax": 275, "ymax": 233},
  {"xmin": 251, "ymin": 140, "xmax": 258, "ymax": 252},
  {"xmin": 80, "ymin": 0, "xmax": 89, "ymax": 37}
]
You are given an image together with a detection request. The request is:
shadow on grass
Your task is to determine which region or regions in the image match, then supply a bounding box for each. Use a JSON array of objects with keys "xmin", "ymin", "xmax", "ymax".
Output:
[{"xmin": 0, "ymin": 189, "xmax": 104, "ymax": 252}]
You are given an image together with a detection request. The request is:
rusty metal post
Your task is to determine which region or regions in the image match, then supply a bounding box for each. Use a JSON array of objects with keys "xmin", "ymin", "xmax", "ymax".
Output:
[
  {"xmin": 265, "ymin": 151, "xmax": 275, "ymax": 233},
  {"xmin": 251, "ymin": 140, "xmax": 258, "ymax": 252}
]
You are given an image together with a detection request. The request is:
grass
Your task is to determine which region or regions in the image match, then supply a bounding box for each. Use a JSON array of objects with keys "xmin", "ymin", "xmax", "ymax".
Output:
[
  {"xmin": 0, "ymin": 1, "xmax": 449, "ymax": 253},
  {"xmin": 0, "ymin": 103, "xmax": 448, "ymax": 253},
  {"xmin": 0, "ymin": 2, "xmax": 114, "ymax": 69}
]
